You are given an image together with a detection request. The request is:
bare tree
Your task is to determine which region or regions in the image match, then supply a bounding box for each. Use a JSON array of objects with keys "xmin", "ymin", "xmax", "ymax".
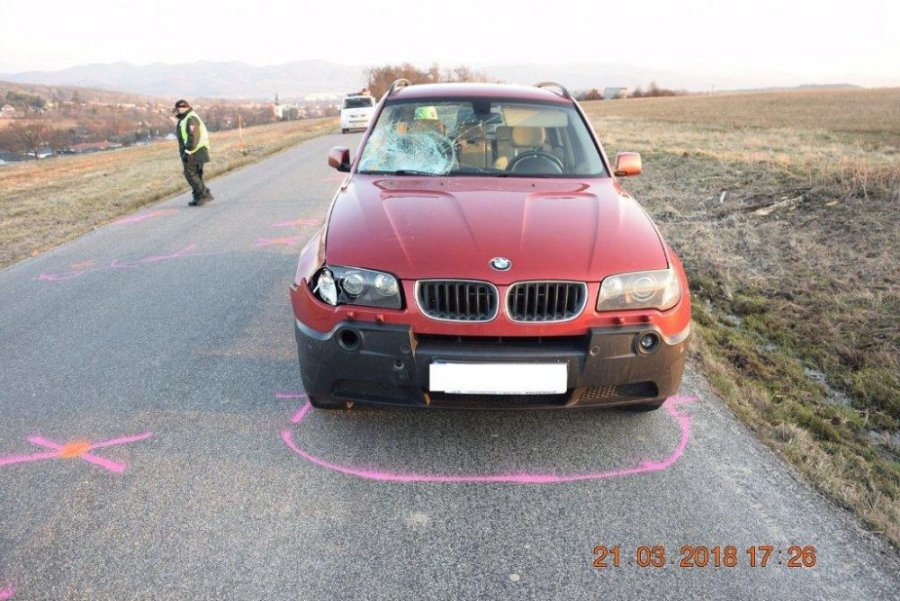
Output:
[
  {"xmin": 365, "ymin": 63, "xmax": 432, "ymax": 99},
  {"xmin": 426, "ymin": 63, "xmax": 441, "ymax": 83},
  {"xmin": 576, "ymin": 89, "xmax": 604, "ymax": 101},
  {"xmin": 365, "ymin": 63, "xmax": 491, "ymax": 99},
  {"xmin": 443, "ymin": 65, "xmax": 486, "ymax": 83},
  {"xmin": 5, "ymin": 115, "xmax": 52, "ymax": 159}
]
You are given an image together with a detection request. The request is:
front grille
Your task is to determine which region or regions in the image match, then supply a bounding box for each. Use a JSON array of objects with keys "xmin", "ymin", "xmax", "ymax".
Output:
[
  {"xmin": 507, "ymin": 281, "xmax": 587, "ymax": 322},
  {"xmin": 417, "ymin": 280, "xmax": 498, "ymax": 321}
]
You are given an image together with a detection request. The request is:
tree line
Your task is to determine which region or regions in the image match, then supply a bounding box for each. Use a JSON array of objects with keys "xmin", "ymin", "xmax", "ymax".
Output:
[
  {"xmin": 0, "ymin": 95, "xmax": 291, "ymax": 160},
  {"xmin": 575, "ymin": 81, "xmax": 683, "ymax": 101},
  {"xmin": 365, "ymin": 64, "xmax": 491, "ymax": 99}
]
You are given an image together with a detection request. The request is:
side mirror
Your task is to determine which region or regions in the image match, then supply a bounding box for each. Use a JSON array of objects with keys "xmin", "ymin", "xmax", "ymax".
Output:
[
  {"xmin": 614, "ymin": 152, "xmax": 641, "ymax": 177},
  {"xmin": 328, "ymin": 146, "xmax": 351, "ymax": 172}
]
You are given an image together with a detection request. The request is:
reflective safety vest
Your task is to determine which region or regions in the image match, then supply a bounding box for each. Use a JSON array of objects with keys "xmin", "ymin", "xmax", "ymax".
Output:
[{"xmin": 179, "ymin": 110, "xmax": 210, "ymax": 153}]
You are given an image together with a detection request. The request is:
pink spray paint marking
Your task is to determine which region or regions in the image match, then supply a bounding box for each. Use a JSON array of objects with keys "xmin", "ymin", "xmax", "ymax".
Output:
[
  {"xmin": 111, "ymin": 209, "xmax": 177, "ymax": 226},
  {"xmin": 0, "ymin": 585, "xmax": 15, "ymax": 600},
  {"xmin": 0, "ymin": 432, "xmax": 152, "ymax": 474},
  {"xmin": 137, "ymin": 244, "xmax": 215, "ymax": 264},
  {"xmin": 254, "ymin": 236, "xmax": 303, "ymax": 248},
  {"xmin": 282, "ymin": 394, "xmax": 698, "ymax": 484},
  {"xmin": 271, "ymin": 218, "xmax": 323, "ymax": 228},
  {"xmin": 34, "ymin": 244, "xmax": 223, "ymax": 282},
  {"xmin": 69, "ymin": 260, "xmax": 96, "ymax": 270},
  {"xmin": 35, "ymin": 271, "xmax": 86, "ymax": 282}
]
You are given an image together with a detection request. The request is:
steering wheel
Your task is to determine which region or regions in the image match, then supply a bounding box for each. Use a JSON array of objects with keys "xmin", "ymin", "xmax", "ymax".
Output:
[
  {"xmin": 507, "ymin": 150, "xmax": 564, "ymax": 175},
  {"xmin": 409, "ymin": 130, "xmax": 456, "ymax": 173}
]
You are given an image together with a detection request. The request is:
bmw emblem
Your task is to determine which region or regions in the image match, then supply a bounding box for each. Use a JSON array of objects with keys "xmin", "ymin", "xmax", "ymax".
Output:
[{"xmin": 490, "ymin": 257, "xmax": 512, "ymax": 271}]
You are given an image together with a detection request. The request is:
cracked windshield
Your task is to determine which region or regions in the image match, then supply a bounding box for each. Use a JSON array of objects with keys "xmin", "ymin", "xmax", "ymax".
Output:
[{"xmin": 358, "ymin": 99, "xmax": 606, "ymax": 176}]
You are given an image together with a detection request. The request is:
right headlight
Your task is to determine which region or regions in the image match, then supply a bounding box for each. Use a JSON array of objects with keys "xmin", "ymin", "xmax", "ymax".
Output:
[
  {"xmin": 597, "ymin": 268, "xmax": 681, "ymax": 311},
  {"xmin": 311, "ymin": 265, "xmax": 403, "ymax": 309}
]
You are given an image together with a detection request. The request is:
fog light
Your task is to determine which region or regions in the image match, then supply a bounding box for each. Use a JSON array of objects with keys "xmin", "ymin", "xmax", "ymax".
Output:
[
  {"xmin": 337, "ymin": 328, "xmax": 361, "ymax": 351},
  {"xmin": 638, "ymin": 332, "xmax": 660, "ymax": 354}
]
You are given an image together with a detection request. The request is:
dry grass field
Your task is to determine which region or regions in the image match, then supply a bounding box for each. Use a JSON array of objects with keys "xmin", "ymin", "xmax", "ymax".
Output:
[
  {"xmin": 0, "ymin": 117, "xmax": 337, "ymax": 269},
  {"xmin": 592, "ymin": 88, "xmax": 900, "ymax": 145},
  {"xmin": 583, "ymin": 88, "xmax": 899, "ymax": 544}
]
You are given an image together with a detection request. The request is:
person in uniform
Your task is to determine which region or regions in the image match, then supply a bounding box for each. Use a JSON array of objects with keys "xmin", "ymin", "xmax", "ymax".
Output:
[{"xmin": 173, "ymin": 99, "xmax": 213, "ymax": 206}]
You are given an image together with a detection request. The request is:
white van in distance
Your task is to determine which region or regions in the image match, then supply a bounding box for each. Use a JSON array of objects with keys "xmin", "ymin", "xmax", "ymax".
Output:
[{"xmin": 340, "ymin": 95, "xmax": 376, "ymax": 133}]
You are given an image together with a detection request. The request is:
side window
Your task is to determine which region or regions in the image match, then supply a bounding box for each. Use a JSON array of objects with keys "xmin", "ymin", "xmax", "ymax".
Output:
[{"xmin": 566, "ymin": 121, "xmax": 592, "ymax": 171}]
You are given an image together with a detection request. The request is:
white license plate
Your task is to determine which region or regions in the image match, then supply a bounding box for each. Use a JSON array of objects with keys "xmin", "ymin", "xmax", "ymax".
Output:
[{"xmin": 429, "ymin": 362, "xmax": 567, "ymax": 395}]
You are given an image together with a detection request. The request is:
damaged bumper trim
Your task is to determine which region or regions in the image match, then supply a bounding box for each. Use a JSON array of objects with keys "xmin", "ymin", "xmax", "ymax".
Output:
[{"xmin": 294, "ymin": 319, "xmax": 689, "ymax": 409}]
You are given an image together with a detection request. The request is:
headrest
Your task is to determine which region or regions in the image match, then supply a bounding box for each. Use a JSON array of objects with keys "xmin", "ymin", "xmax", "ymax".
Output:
[{"xmin": 512, "ymin": 127, "xmax": 545, "ymax": 147}]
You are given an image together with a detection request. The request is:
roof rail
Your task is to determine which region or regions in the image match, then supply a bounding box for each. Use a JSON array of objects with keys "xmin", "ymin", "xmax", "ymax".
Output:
[
  {"xmin": 388, "ymin": 79, "xmax": 412, "ymax": 97},
  {"xmin": 534, "ymin": 82, "xmax": 571, "ymax": 99}
]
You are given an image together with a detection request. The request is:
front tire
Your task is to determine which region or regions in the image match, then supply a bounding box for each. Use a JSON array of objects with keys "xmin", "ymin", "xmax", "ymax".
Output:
[{"xmin": 341, "ymin": 128, "xmax": 348, "ymax": 134}]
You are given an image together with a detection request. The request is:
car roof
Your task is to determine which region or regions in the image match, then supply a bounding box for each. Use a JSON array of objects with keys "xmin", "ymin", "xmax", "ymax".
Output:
[{"xmin": 388, "ymin": 82, "xmax": 571, "ymax": 105}]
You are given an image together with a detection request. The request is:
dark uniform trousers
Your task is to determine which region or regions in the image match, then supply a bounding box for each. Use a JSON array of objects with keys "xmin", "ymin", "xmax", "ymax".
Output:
[{"xmin": 182, "ymin": 155, "xmax": 210, "ymax": 200}]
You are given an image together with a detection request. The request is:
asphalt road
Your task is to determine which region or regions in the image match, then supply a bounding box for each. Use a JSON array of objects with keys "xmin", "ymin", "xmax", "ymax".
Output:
[{"xmin": 1, "ymin": 132, "xmax": 897, "ymax": 600}]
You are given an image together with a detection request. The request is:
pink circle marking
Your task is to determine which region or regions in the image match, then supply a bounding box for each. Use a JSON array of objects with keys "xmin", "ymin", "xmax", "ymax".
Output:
[{"xmin": 281, "ymin": 395, "xmax": 697, "ymax": 484}]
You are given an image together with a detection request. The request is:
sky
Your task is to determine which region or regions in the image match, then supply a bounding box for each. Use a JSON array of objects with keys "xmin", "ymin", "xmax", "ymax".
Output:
[{"xmin": 1, "ymin": 0, "xmax": 898, "ymax": 86}]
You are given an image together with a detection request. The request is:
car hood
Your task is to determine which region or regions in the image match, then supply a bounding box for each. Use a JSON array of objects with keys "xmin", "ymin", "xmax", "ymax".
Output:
[{"xmin": 325, "ymin": 175, "xmax": 668, "ymax": 283}]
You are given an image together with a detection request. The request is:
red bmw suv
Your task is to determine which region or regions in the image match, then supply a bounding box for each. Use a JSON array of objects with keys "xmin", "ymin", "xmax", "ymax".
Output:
[{"xmin": 290, "ymin": 80, "xmax": 690, "ymax": 410}]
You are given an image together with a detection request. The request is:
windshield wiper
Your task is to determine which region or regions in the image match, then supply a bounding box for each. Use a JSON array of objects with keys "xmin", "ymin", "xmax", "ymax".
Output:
[
  {"xmin": 360, "ymin": 169, "xmax": 441, "ymax": 176},
  {"xmin": 452, "ymin": 166, "xmax": 510, "ymax": 177}
]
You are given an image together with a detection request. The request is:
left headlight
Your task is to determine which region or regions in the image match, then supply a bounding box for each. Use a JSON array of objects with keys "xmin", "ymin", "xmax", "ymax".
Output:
[
  {"xmin": 597, "ymin": 268, "xmax": 681, "ymax": 311},
  {"xmin": 311, "ymin": 265, "xmax": 403, "ymax": 309}
]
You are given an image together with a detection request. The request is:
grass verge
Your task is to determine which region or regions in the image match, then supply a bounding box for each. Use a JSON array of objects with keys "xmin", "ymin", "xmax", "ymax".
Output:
[
  {"xmin": 584, "ymin": 91, "xmax": 899, "ymax": 545},
  {"xmin": 0, "ymin": 117, "xmax": 338, "ymax": 269}
]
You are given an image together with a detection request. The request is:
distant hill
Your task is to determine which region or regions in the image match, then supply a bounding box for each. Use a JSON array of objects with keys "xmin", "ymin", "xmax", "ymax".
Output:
[
  {"xmin": 2, "ymin": 60, "xmax": 806, "ymax": 100},
  {"xmin": 4, "ymin": 60, "xmax": 368, "ymax": 101},
  {"xmin": 0, "ymin": 80, "xmax": 166, "ymax": 106},
  {"xmin": 4, "ymin": 60, "xmax": 891, "ymax": 100},
  {"xmin": 483, "ymin": 63, "xmax": 695, "ymax": 92},
  {"xmin": 726, "ymin": 83, "xmax": 864, "ymax": 94}
]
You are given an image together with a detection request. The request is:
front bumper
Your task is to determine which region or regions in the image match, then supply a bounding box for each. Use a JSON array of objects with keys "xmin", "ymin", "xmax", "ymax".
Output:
[{"xmin": 294, "ymin": 319, "xmax": 689, "ymax": 409}]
